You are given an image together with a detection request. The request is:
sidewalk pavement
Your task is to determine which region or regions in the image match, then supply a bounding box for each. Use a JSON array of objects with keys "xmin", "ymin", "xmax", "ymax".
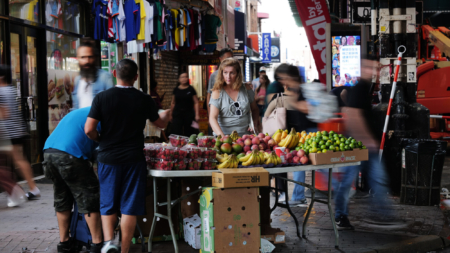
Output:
[{"xmin": 2, "ymin": 167, "xmax": 450, "ymax": 252}]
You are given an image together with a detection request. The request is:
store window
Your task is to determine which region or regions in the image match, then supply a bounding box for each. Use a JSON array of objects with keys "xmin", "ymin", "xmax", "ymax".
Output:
[
  {"xmin": 47, "ymin": 31, "xmax": 80, "ymax": 134},
  {"xmin": 189, "ymin": 66, "xmax": 203, "ymax": 96},
  {"xmin": 9, "ymin": 0, "xmax": 40, "ymax": 22},
  {"xmin": 101, "ymin": 41, "xmax": 118, "ymax": 85}
]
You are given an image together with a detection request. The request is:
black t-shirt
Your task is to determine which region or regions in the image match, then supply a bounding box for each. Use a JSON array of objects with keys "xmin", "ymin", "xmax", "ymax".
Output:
[
  {"xmin": 330, "ymin": 86, "xmax": 351, "ymax": 108},
  {"xmin": 347, "ymin": 80, "xmax": 380, "ymax": 141},
  {"xmin": 173, "ymin": 85, "xmax": 197, "ymax": 117},
  {"xmin": 88, "ymin": 87, "xmax": 160, "ymax": 165}
]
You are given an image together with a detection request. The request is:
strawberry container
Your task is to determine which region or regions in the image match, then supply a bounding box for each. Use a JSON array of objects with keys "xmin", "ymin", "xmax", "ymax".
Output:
[
  {"xmin": 155, "ymin": 159, "xmax": 174, "ymax": 171},
  {"xmin": 169, "ymin": 134, "xmax": 189, "ymax": 147},
  {"xmin": 173, "ymin": 159, "xmax": 187, "ymax": 170},
  {"xmin": 197, "ymin": 136, "xmax": 215, "ymax": 148},
  {"xmin": 183, "ymin": 146, "xmax": 203, "ymax": 159},
  {"xmin": 201, "ymin": 159, "xmax": 217, "ymax": 170},
  {"xmin": 186, "ymin": 159, "xmax": 202, "ymax": 170},
  {"xmin": 156, "ymin": 146, "xmax": 175, "ymax": 160},
  {"xmin": 173, "ymin": 148, "xmax": 188, "ymax": 160},
  {"xmin": 144, "ymin": 144, "xmax": 160, "ymax": 158},
  {"xmin": 201, "ymin": 148, "xmax": 217, "ymax": 159}
]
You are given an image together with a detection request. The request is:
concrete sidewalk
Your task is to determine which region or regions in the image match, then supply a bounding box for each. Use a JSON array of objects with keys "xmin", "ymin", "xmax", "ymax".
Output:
[{"xmin": 2, "ymin": 166, "xmax": 450, "ymax": 253}]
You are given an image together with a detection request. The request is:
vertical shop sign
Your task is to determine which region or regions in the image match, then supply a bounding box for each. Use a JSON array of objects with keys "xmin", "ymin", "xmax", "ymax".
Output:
[
  {"xmin": 234, "ymin": 11, "xmax": 246, "ymax": 59},
  {"xmin": 271, "ymin": 37, "xmax": 280, "ymax": 63},
  {"xmin": 294, "ymin": 0, "xmax": 331, "ymax": 84},
  {"xmin": 261, "ymin": 33, "xmax": 271, "ymax": 63}
]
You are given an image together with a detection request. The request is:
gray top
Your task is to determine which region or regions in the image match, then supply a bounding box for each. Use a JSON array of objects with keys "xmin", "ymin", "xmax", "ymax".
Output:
[
  {"xmin": 209, "ymin": 84, "xmax": 255, "ymax": 136},
  {"xmin": 208, "ymin": 70, "xmax": 219, "ymax": 94}
]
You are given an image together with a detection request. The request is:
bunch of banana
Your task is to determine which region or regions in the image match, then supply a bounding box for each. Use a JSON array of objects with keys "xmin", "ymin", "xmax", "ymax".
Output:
[
  {"xmin": 272, "ymin": 129, "xmax": 286, "ymax": 144},
  {"xmin": 239, "ymin": 150, "xmax": 265, "ymax": 166},
  {"xmin": 216, "ymin": 153, "xmax": 229, "ymax": 163},
  {"xmin": 265, "ymin": 151, "xmax": 282, "ymax": 165},
  {"xmin": 278, "ymin": 128, "xmax": 299, "ymax": 149},
  {"xmin": 217, "ymin": 154, "xmax": 239, "ymax": 169},
  {"xmin": 230, "ymin": 131, "xmax": 240, "ymax": 142}
]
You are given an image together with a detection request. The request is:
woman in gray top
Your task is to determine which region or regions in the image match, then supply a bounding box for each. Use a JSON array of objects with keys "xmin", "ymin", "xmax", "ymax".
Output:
[{"xmin": 209, "ymin": 58, "xmax": 261, "ymax": 137}]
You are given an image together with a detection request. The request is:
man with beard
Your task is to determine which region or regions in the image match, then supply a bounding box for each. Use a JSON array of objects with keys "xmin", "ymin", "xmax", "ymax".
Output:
[{"xmin": 72, "ymin": 40, "xmax": 114, "ymax": 109}]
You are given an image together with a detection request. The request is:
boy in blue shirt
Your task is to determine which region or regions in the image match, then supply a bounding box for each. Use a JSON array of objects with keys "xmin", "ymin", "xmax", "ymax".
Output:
[{"xmin": 43, "ymin": 107, "xmax": 103, "ymax": 253}]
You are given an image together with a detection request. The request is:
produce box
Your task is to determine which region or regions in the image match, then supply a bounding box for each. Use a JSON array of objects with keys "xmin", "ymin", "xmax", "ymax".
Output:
[
  {"xmin": 183, "ymin": 214, "xmax": 202, "ymax": 249},
  {"xmin": 212, "ymin": 168, "xmax": 269, "ymax": 188},
  {"xmin": 261, "ymin": 225, "xmax": 286, "ymax": 244},
  {"xmin": 308, "ymin": 148, "xmax": 369, "ymax": 165},
  {"xmin": 200, "ymin": 187, "xmax": 261, "ymax": 253}
]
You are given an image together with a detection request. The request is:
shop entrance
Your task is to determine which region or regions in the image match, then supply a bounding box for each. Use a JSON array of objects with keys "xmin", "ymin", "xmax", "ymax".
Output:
[{"xmin": 9, "ymin": 24, "xmax": 44, "ymax": 173}]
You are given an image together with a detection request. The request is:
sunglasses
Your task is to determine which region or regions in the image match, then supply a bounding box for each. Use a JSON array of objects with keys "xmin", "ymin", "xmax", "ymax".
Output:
[{"xmin": 231, "ymin": 101, "xmax": 242, "ymax": 116}]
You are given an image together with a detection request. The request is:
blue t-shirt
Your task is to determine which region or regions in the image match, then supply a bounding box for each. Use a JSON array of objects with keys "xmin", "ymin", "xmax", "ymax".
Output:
[
  {"xmin": 93, "ymin": 0, "xmax": 109, "ymax": 40},
  {"xmin": 44, "ymin": 107, "xmax": 100, "ymax": 160},
  {"xmin": 124, "ymin": 0, "xmax": 140, "ymax": 42}
]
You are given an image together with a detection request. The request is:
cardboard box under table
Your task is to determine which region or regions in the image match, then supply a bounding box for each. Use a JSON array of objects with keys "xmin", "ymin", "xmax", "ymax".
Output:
[
  {"xmin": 200, "ymin": 187, "xmax": 261, "ymax": 253},
  {"xmin": 212, "ymin": 167, "xmax": 269, "ymax": 188}
]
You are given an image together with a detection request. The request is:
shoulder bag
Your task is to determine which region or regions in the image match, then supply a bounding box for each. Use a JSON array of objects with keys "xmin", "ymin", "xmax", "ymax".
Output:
[
  {"xmin": 244, "ymin": 85, "xmax": 257, "ymax": 134},
  {"xmin": 262, "ymin": 93, "xmax": 287, "ymax": 136}
]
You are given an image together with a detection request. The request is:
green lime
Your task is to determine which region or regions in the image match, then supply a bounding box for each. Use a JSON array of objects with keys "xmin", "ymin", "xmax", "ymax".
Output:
[
  {"xmin": 312, "ymin": 142, "xmax": 318, "ymax": 148},
  {"xmin": 329, "ymin": 145, "xmax": 335, "ymax": 150},
  {"xmin": 362, "ymin": 145, "xmax": 367, "ymax": 149},
  {"xmin": 323, "ymin": 136, "xmax": 329, "ymax": 141},
  {"xmin": 340, "ymin": 147, "xmax": 346, "ymax": 151},
  {"xmin": 320, "ymin": 145, "xmax": 326, "ymax": 149},
  {"xmin": 345, "ymin": 145, "xmax": 349, "ymax": 150},
  {"xmin": 349, "ymin": 143, "xmax": 355, "ymax": 149},
  {"xmin": 340, "ymin": 138, "xmax": 346, "ymax": 142},
  {"xmin": 338, "ymin": 134, "xmax": 343, "ymax": 138},
  {"xmin": 340, "ymin": 143, "xmax": 345, "ymax": 148},
  {"xmin": 322, "ymin": 149, "xmax": 328, "ymax": 153},
  {"xmin": 322, "ymin": 131, "xmax": 328, "ymax": 136},
  {"xmin": 357, "ymin": 141, "xmax": 363, "ymax": 147},
  {"xmin": 345, "ymin": 140, "xmax": 350, "ymax": 145},
  {"xmin": 335, "ymin": 147, "xmax": 340, "ymax": 151},
  {"xmin": 351, "ymin": 139, "xmax": 356, "ymax": 144},
  {"xmin": 310, "ymin": 147, "xmax": 318, "ymax": 153},
  {"xmin": 295, "ymin": 147, "xmax": 301, "ymax": 151},
  {"xmin": 333, "ymin": 134, "xmax": 338, "ymax": 138},
  {"xmin": 319, "ymin": 140, "xmax": 324, "ymax": 145},
  {"xmin": 329, "ymin": 131, "xmax": 335, "ymax": 135},
  {"xmin": 335, "ymin": 140, "xmax": 341, "ymax": 145}
]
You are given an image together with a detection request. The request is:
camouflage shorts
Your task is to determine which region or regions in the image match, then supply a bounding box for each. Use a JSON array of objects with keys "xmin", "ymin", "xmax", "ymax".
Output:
[{"xmin": 43, "ymin": 151, "xmax": 100, "ymax": 213}]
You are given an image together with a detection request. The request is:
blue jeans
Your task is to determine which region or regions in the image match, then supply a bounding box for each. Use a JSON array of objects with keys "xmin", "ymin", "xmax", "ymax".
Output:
[
  {"xmin": 291, "ymin": 127, "xmax": 317, "ymax": 201},
  {"xmin": 334, "ymin": 152, "xmax": 392, "ymax": 219}
]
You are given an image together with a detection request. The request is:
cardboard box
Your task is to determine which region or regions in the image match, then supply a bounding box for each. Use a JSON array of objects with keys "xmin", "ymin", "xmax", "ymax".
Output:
[
  {"xmin": 200, "ymin": 187, "xmax": 261, "ymax": 253},
  {"xmin": 183, "ymin": 214, "xmax": 202, "ymax": 249},
  {"xmin": 308, "ymin": 148, "xmax": 369, "ymax": 165},
  {"xmin": 261, "ymin": 225, "xmax": 286, "ymax": 244},
  {"xmin": 212, "ymin": 168, "xmax": 269, "ymax": 188}
]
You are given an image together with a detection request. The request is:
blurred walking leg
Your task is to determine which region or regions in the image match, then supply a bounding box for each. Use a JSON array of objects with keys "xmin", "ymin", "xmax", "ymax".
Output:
[{"xmin": 11, "ymin": 143, "xmax": 40, "ymax": 199}]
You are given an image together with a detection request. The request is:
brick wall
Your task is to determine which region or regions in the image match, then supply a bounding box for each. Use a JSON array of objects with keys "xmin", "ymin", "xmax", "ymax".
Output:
[{"xmin": 154, "ymin": 51, "xmax": 180, "ymax": 109}]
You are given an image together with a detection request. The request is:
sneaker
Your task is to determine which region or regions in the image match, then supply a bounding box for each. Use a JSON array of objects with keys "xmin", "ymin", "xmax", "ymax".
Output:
[
  {"xmin": 26, "ymin": 192, "xmax": 41, "ymax": 200},
  {"xmin": 101, "ymin": 241, "xmax": 120, "ymax": 253},
  {"xmin": 90, "ymin": 242, "xmax": 104, "ymax": 253},
  {"xmin": 278, "ymin": 192, "xmax": 286, "ymax": 202},
  {"xmin": 57, "ymin": 240, "xmax": 72, "ymax": 253},
  {"xmin": 351, "ymin": 189, "xmax": 371, "ymax": 199},
  {"xmin": 287, "ymin": 199, "xmax": 308, "ymax": 207},
  {"xmin": 7, "ymin": 185, "xmax": 27, "ymax": 207},
  {"xmin": 335, "ymin": 215, "xmax": 354, "ymax": 230}
]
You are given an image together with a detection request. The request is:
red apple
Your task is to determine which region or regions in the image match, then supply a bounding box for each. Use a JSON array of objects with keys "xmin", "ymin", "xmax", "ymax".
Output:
[
  {"xmin": 293, "ymin": 156, "xmax": 300, "ymax": 163},
  {"xmin": 286, "ymin": 153, "xmax": 293, "ymax": 160},
  {"xmin": 251, "ymin": 145, "xmax": 259, "ymax": 151},
  {"xmin": 268, "ymin": 139, "xmax": 276, "ymax": 147},
  {"xmin": 291, "ymin": 150, "xmax": 298, "ymax": 157},
  {"xmin": 246, "ymin": 150, "xmax": 252, "ymax": 155},
  {"xmin": 237, "ymin": 140, "xmax": 245, "ymax": 146},
  {"xmin": 244, "ymin": 139, "xmax": 252, "ymax": 146},
  {"xmin": 252, "ymin": 138, "xmax": 260, "ymax": 145},
  {"xmin": 258, "ymin": 133, "xmax": 266, "ymax": 139},
  {"xmin": 244, "ymin": 145, "xmax": 251, "ymax": 152},
  {"xmin": 300, "ymin": 156, "xmax": 309, "ymax": 164},
  {"xmin": 273, "ymin": 145, "xmax": 279, "ymax": 149},
  {"xmin": 285, "ymin": 148, "xmax": 290, "ymax": 153},
  {"xmin": 297, "ymin": 150, "xmax": 306, "ymax": 157},
  {"xmin": 264, "ymin": 136, "xmax": 271, "ymax": 142},
  {"xmin": 259, "ymin": 143, "xmax": 267, "ymax": 150}
]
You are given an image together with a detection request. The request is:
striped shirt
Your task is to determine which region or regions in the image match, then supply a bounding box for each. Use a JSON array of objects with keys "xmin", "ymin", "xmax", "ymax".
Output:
[{"xmin": 0, "ymin": 86, "xmax": 27, "ymax": 140}]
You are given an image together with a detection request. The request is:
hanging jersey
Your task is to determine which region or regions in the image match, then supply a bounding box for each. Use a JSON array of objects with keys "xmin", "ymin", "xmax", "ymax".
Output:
[
  {"xmin": 124, "ymin": 0, "xmax": 139, "ymax": 42},
  {"xmin": 118, "ymin": 0, "xmax": 126, "ymax": 42},
  {"xmin": 143, "ymin": 0, "xmax": 154, "ymax": 43},
  {"xmin": 93, "ymin": 0, "xmax": 109, "ymax": 40},
  {"xmin": 178, "ymin": 9, "xmax": 184, "ymax": 47},
  {"xmin": 134, "ymin": 0, "xmax": 146, "ymax": 41},
  {"xmin": 107, "ymin": 0, "xmax": 114, "ymax": 38}
]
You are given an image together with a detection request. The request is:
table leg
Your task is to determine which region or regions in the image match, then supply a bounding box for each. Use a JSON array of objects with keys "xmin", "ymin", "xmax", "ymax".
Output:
[
  {"xmin": 327, "ymin": 168, "xmax": 339, "ymax": 249},
  {"xmin": 270, "ymin": 176, "xmax": 279, "ymax": 213},
  {"xmin": 302, "ymin": 170, "xmax": 316, "ymax": 238},
  {"xmin": 166, "ymin": 178, "xmax": 179, "ymax": 253},
  {"xmin": 148, "ymin": 177, "xmax": 158, "ymax": 253},
  {"xmin": 283, "ymin": 178, "xmax": 301, "ymax": 238}
]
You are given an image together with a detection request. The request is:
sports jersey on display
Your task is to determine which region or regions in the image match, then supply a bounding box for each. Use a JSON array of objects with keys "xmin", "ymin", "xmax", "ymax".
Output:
[{"xmin": 93, "ymin": 0, "xmax": 109, "ymax": 40}]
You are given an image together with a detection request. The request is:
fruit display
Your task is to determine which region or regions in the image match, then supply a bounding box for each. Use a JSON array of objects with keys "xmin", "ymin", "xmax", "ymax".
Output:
[
  {"xmin": 169, "ymin": 134, "xmax": 189, "ymax": 147},
  {"xmin": 276, "ymin": 148, "xmax": 309, "ymax": 164},
  {"xmin": 183, "ymin": 146, "xmax": 203, "ymax": 159},
  {"xmin": 201, "ymin": 159, "xmax": 218, "ymax": 170},
  {"xmin": 156, "ymin": 146, "xmax": 175, "ymax": 159},
  {"xmin": 296, "ymin": 130, "xmax": 365, "ymax": 154},
  {"xmin": 197, "ymin": 136, "xmax": 216, "ymax": 148},
  {"xmin": 155, "ymin": 159, "xmax": 174, "ymax": 171},
  {"xmin": 186, "ymin": 159, "xmax": 202, "ymax": 170},
  {"xmin": 277, "ymin": 128, "xmax": 300, "ymax": 149},
  {"xmin": 201, "ymin": 148, "xmax": 217, "ymax": 159},
  {"xmin": 239, "ymin": 150, "xmax": 268, "ymax": 166},
  {"xmin": 263, "ymin": 151, "xmax": 282, "ymax": 166},
  {"xmin": 217, "ymin": 154, "xmax": 239, "ymax": 169}
]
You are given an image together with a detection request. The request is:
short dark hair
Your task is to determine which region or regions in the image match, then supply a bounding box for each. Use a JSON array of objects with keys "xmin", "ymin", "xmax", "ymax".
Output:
[
  {"xmin": 116, "ymin": 59, "xmax": 138, "ymax": 82},
  {"xmin": 78, "ymin": 38, "xmax": 100, "ymax": 58},
  {"xmin": 219, "ymin": 48, "xmax": 233, "ymax": 58}
]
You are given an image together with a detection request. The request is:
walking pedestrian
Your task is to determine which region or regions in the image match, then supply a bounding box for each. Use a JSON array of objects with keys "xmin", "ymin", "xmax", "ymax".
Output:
[
  {"xmin": 84, "ymin": 59, "xmax": 171, "ymax": 253},
  {"xmin": 252, "ymin": 67, "xmax": 267, "ymax": 91},
  {"xmin": 255, "ymin": 74, "xmax": 270, "ymax": 119},
  {"xmin": 273, "ymin": 64, "xmax": 317, "ymax": 206},
  {"xmin": 0, "ymin": 65, "xmax": 40, "ymax": 200},
  {"xmin": 209, "ymin": 58, "xmax": 261, "ymax": 137},
  {"xmin": 72, "ymin": 40, "xmax": 114, "ymax": 109},
  {"xmin": 170, "ymin": 72, "xmax": 200, "ymax": 136},
  {"xmin": 334, "ymin": 59, "xmax": 406, "ymax": 230},
  {"xmin": 150, "ymin": 79, "xmax": 164, "ymax": 110},
  {"xmin": 43, "ymin": 107, "xmax": 103, "ymax": 253},
  {"xmin": 206, "ymin": 48, "xmax": 233, "ymax": 135}
]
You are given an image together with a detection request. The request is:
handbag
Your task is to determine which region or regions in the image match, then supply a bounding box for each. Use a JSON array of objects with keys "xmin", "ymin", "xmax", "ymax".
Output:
[
  {"xmin": 245, "ymin": 85, "xmax": 257, "ymax": 134},
  {"xmin": 262, "ymin": 93, "xmax": 287, "ymax": 136}
]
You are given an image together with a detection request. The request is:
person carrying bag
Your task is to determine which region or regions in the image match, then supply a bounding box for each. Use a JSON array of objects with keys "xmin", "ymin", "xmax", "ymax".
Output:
[{"xmin": 262, "ymin": 93, "xmax": 287, "ymax": 136}]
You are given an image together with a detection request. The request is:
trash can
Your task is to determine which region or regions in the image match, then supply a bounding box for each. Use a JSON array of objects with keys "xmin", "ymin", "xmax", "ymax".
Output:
[{"xmin": 400, "ymin": 139, "xmax": 447, "ymax": 206}]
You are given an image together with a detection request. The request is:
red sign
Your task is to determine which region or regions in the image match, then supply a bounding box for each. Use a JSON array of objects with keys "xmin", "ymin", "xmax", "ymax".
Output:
[{"xmin": 294, "ymin": 0, "xmax": 331, "ymax": 84}]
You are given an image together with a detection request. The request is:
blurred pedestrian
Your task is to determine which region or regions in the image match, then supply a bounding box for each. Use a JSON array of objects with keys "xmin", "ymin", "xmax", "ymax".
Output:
[
  {"xmin": 72, "ymin": 40, "xmax": 114, "ymax": 109},
  {"xmin": 0, "ymin": 65, "xmax": 40, "ymax": 200},
  {"xmin": 43, "ymin": 107, "xmax": 103, "ymax": 253},
  {"xmin": 335, "ymin": 59, "xmax": 406, "ymax": 230},
  {"xmin": 330, "ymin": 86, "xmax": 351, "ymax": 108},
  {"xmin": 150, "ymin": 79, "xmax": 164, "ymax": 110},
  {"xmin": 273, "ymin": 64, "xmax": 317, "ymax": 206},
  {"xmin": 85, "ymin": 59, "xmax": 171, "ymax": 253},
  {"xmin": 252, "ymin": 67, "xmax": 266, "ymax": 91},
  {"xmin": 170, "ymin": 72, "xmax": 200, "ymax": 137},
  {"xmin": 255, "ymin": 74, "xmax": 270, "ymax": 118},
  {"xmin": 206, "ymin": 48, "xmax": 234, "ymax": 135},
  {"xmin": 209, "ymin": 58, "xmax": 261, "ymax": 137}
]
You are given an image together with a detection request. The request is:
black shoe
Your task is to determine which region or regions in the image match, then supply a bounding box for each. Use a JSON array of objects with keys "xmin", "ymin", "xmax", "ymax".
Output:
[
  {"xmin": 57, "ymin": 240, "xmax": 72, "ymax": 253},
  {"xmin": 90, "ymin": 242, "xmax": 104, "ymax": 253},
  {"xmin": 335, "ymin": 215, "xmax": 355, "ymax": 230},
  {"xmin": 26, "ymin": 192, "xmax": 41, "ymax": 200}
]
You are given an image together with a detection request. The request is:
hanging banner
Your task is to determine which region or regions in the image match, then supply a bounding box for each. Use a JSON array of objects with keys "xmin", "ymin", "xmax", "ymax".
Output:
[
  {"xmin": 271, "ymin": 38, "xmax": 280, "ymax": 63},
  {"xmin": 261, "ymin": 33, "xmax": 271, "ymax": 63},
  {"xmin": 234, "ymin": 11, "xmax": 246, "ymax": 58},
  {"xmin": 294, "ymin": 0, "xmax": 331, "ymax": 84}
]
